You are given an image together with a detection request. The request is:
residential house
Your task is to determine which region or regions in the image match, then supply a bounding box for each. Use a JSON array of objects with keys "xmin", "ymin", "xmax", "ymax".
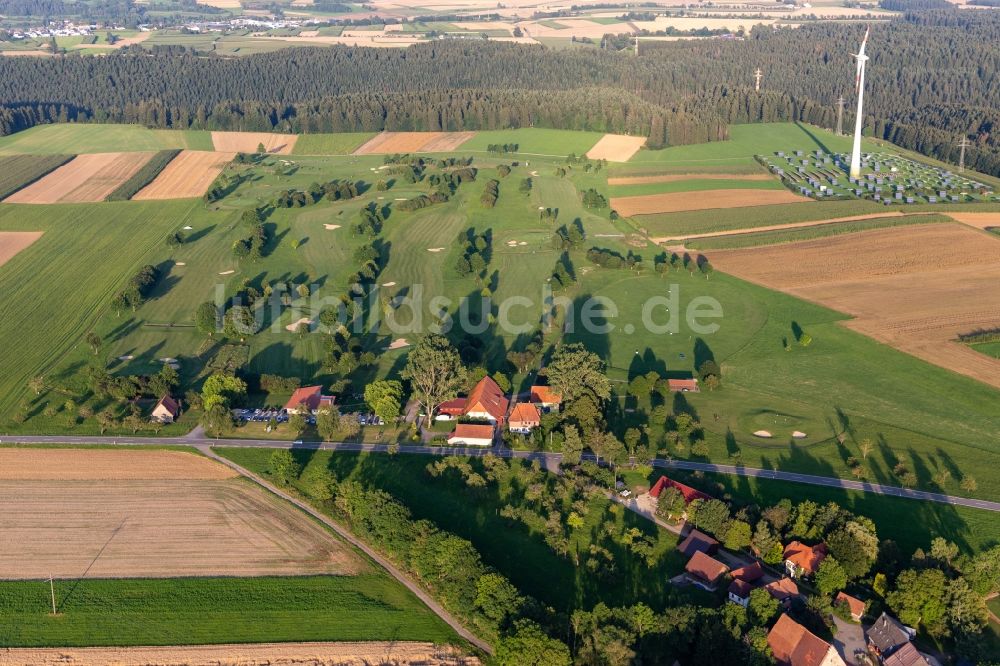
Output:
[
  {"xmin": 150, "ymin": 395, "xmax": 180, "ymax": 423},
  {"xmin": 882, "ymin": 643, "xmax": 930, "ymax": 666},
  {"xmin": 731, "ymin": 561, "xmax": 764, "ymax": 584},
  {"xmin": 866, "ymin": 612, "xmax": 915, "ymax": 662},
  {"xmin": 284, "ymin": 386, "xmax": 336, "ymax": 414},
  {"xmin": 764, "ymin": 577, "xmax": 800, "ymax": 605},
  {"xmin": 667, "ymin": 378, "xmax": 700, "ymax": 392},
  {"xmin": 435, "ymin": 398, "xmax": 466, "ymax": 420},
  {"xmin": 447, "ymin": 423, "xmax": 495, "ymax": 447},
  {"xmin": 767, "ymin": 613, "xmax": 846, "ymax": 666},
  {"xmin": 463, "ymin": 376, "xmax": 509, "ymax": 424},
  {"xmin": 784, "ymin": 541, "xmax": 828, "ymax": 578},
  {"xmin": 649, "ymin": 475, "xmax": 712, "ymax": 504},
  {"xmin": 508, "ymin": 402, "xmax": 541, "ymax": 434},
  {"xmin": 676, "ymin": 528, "xmax": 719, "ymax": 558},
  {"xmin": 684, "ymin": 550, "xmax": 729, "ymax": 591},
  {"xmin": 728, "ymin": 579, "xmax": 754, "ymax": 607},
  {"xmin": 529, "ymin": 385, "xmax": 562, "ymax": 412},
  {"xmin": 835, "ymin": 591, "xmax": 866, "ymax": 622}
]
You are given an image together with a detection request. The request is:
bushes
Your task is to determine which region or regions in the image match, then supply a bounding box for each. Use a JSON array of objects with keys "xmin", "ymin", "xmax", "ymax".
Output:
[
  {"xmin": 487, "ymin": 143, "xmax": 519, "ymax": 154},
  {"xmin": 110, "ymin": 264, "xmax": 160, "ymax": 313},
  {"xmin": 105, "ymin": 149, "xmax": 180, "ymax": 201},
  {"xmin": 398, "ymin": 192, "xmax": 449, "ymax": 211},
  {"xmin": 582, "ymin": 188, "xmax": 608, "ymax": 209},
  {"xmin": 481, "ymin": 179, "xmax": 500, "ymax": 208}
]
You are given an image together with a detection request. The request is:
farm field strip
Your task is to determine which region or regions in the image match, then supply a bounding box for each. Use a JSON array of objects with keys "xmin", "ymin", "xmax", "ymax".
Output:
[
  {"xmin": 608, "ymin": 172, "xmax": 773, "ymax": 185},
  {"xmin": 612, "ymin": 187, "xmax": 811, "ymax": 216},
  {"xmin": 0, "ymin": 155, "xmax": 74, "ymax": 200},
  {"xmin": 4, "ymin": 152, "xmax": 155, "ymax": 204},
  {"xmin": 210, "ymin": 131, "xmax": 298, "ymax": 154},
  {"xmin": 353, "ymin": 131, "xmax": 476, "ymax": 155},
  {"xmin": 133, "ymin": 150, "xmax": 235, "ymax": 200},
  {"xmin": 0, "ymin": 124, "xmax": 212, "ymax": 154},
  {"xmin": 650, "ymin": 210, "xmax": 918, "ymax": 244},
  {"xmin": 585, "ymin": 133, "xmax": 647, "ymax": 162},
  {"xmin": 707, "ymin": 223, "xmax": 1000, "ymax": 390},
  {"xmin": 0, "ymin": 231, "xmax": 43, "ymax": 267}
]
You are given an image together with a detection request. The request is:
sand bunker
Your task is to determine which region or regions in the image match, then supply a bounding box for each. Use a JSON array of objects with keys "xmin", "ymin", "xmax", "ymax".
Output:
[
  {"xmin": 323, "ymin": 224, "xmax": 342, "ymax": 230},
  {"xmin": 753, "ymin": 430, "xmax": 773, "ymax": 438},
  {"xmin": 175, "ymin": 262, "xmax": 186, "ymax": 266},
  {"xmin": 387, "ymin": 338, "xmax": 410, "ymax": 350},
  {"xmin": 427, "ymin": 247, "xmax": 445, "ymax": 252},
  {"xmin": 219, "ymin": 270, "xmax": 235, "ymax": 275},
  {"xmin": 285, "ymin": 317, "xmax": 313, "ymax": 332},
  {"xmin": 792, "ymin": 431, "xmax": 807, "ymax": 439},
  {"xmin": 382, "ymin": 281, "xmax": 397, "ymax": 287}
]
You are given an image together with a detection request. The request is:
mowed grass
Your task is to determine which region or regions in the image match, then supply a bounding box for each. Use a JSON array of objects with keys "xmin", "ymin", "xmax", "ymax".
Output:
[
  {"xmin": 0, "ymin": 575, "xmax": 458, "ymax": 646},
  {"xmin": 292, "ymin": 132, "xmax": 378, "ymax": 155},
  {"xmin": 608, "ymin": 177, "xmax": 784, "ymax": 198},
  {"xmin": 461, "ymin": 128, "xmax": 605, "ymax": 156},
  {"xmin": 219, "ymin": 448, "xmax": 690, "ymax": 613},
  {"xmin": 0, "ymin": 124, "xmax": 212, "ymax": 155},
  {"xmin": 683, "ymin": 213, "xmax": 953, "ymax": 249},
  {"xmin": 971, "ymin": 341, "xmax": 1000, "ymax": 359},
  {"xmin": 0, "ymin": 201, "xmax": 207, "ymax": 419}
]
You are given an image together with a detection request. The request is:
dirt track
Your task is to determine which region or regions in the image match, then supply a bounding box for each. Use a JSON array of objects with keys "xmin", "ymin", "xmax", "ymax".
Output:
[
  {"xmin": 4, "ymin": 153, "xmax": 153, "ymax": 203},
  {"xmin": 0, "ymin": 449, "xmax": 361, "ymax": 578},
  {"xmin": 586, "ymin": 134, "xmax": 647, "ymax": 162},
  {"xmin": 353, "ymin": 132, "xmax": 475, "ymax": 155},
  {"xmin": 133, "ymin": 150, "xmax": 234, "ymax": 200},
  {"xmin": 0, "ymin": 231, "xmax": 43, "ymax": 267},
  {"xmin": 612, "ymin": 188, "xmax": 810, "ymax": 216},
  {"xmin": 211, "ymin": 131, "xmax": 298, "ymax": 154},
  {"xmin": 707, "ymin": 223, "xmax": 1000, "ymax": 390},
  {"xmin": 609, "ymin": 173, "xmax": 773, "ymax": 186},
  {"xmin": 0, "ymin": 642, "xmax": 479, "ymax": 666}
]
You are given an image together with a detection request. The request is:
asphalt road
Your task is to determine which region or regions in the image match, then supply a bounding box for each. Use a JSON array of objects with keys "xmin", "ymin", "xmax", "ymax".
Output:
[{"xmin": 4, "ymin": 431, "xmax": 999, "ymax": 512}]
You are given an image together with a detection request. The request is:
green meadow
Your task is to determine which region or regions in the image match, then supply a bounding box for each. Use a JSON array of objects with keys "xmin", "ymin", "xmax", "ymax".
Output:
[
  {"xmin": 0, "ymin": 124, "xmax": 212, "ymax": 155},
  {"xmin": 460, "ymin": 128, "xmax": 605, "ymax": 156},
  {"xmin": 292, "ymin": 132, "xmax": 378, "ymax": 155},
  {"xmin": 0, "ymin": 575, "xmax": 458, "ymax": 646}
]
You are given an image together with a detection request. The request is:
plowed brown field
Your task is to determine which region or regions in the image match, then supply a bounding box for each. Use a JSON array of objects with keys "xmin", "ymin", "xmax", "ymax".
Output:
[
  {"xmin": 0, "ymin": 449, "xmax": 361, "ymax": 578},
  {"xmin": 4, "ymin": 152, "xmax": 153, "ymax": 203},
  {"xmin": 707, "ymin": 223, "xmax": 1000, "ymax": 389},
  {"xmin": 585, "ymin": 134, "xmax": 647, "ymax": 162},
  {"xmin": 210, "ymin": 131, "xmax": 298, "ymax": 154},
  {"xmin": 353, "ymin": 131, "xmax": 475, "ymax": 155},
  {"xmin": 612, "ymin": 188, "xmax": 810, "ymax": 216},
  {"xmin": 0, "ymin": 231, "xmax": 43, "ymax": 267},
  {"xmin": 608, "ymin": 173, "xmax": 773, "ymax": 186},
  {"xmin": 133, "ymin": 150, "xmax": 234, "ymax": 200},
  {"xmin": 0, "ymin": 642, "xmax": 479, "ymax": 666}
]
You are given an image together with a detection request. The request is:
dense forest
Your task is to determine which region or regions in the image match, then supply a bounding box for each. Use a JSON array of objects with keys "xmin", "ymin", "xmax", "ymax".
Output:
[{"xmin": 1, "ymin": 10, "xmax": 999, "ymax": 170}]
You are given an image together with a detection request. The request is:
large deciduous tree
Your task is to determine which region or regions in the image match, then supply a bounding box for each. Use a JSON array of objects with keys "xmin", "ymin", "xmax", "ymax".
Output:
[{"xmin": 401, "ymin": 335, "xmax": 466, "ymax": 425}]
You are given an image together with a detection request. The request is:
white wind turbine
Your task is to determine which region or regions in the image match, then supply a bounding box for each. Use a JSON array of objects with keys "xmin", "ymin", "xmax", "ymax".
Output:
[{"xmin": 849, "ymin": 27, "xmax": 870, "ymax": 179}]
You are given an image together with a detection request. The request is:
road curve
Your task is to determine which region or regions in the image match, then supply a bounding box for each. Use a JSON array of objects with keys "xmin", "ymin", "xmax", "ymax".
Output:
[{"xmin": 2, "ymin": 432, "xmax": 999, "ymax": 512}]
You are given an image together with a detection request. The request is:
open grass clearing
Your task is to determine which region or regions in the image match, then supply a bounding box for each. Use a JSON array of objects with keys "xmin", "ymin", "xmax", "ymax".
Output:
[
  {"xmin": 0, "ymin": 124, "xmax": 212, "ymax": 155},
  {"xmin": 609, "ymin": 177, "xmax": 784, "ymax": 198},
  {"xmin": 292, "ymin": 132, "xmax": 378, "ymax": 155},
  {"xmin": 460, "ymin": 128, "xmax": 604, "ymax": 156}
]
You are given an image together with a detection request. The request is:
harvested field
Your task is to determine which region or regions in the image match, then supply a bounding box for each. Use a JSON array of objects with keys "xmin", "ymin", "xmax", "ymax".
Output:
[
  {"xmin": 4, "ymin": 152, "xmax": 154, "ymax": 204},
  {"xmin": 0, "ymin": 154, "xmax": 74, "ymax": 200},
  {"xmin": 947, "ymin": 212, "xmax": 1000, "ymax": 230},
  {"xmin": 612, "ymin": 188, "xmax": 810, "ymax": 216},
  {"xmin": 0, "ymin": 449, "xmax": 362, "ymax": 578},
  {"xmin": 707, "ymin": 223, "xmax": 1000, "ymax": 390},
  {"xmin": 133, "ymin": 150, "xmax": 234, "ymax": 200},
  {"xmin": 586, "ymin": 134, "xmax": 647, "ymax": 162},
  {"xmin": 0, "ymin": 642, "xmax": 478, "ymax": 666},
  {"xmin": 608, "ymin": 172, "xmax": 773, "ymax": 186},
  {"xmin": 353, "ymin": 131, "xmax": 475, "ymax": 155},
  {"xmin": 0, "ymin": 232, "xmax": 43, "ymax": 268},
  {"xmin": 211, "ymin": 131, "xmax": 298, "ymax": 154}
]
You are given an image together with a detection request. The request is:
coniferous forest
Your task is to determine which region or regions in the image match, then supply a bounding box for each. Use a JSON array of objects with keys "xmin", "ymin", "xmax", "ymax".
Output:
[{"xmin": 2, "ymin": 10, "xmax": 1000, "ymax": 173}]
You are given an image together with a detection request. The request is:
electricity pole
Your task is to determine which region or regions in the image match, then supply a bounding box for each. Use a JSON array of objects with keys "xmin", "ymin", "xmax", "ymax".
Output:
[
  {"xmin": 958, "ymin": 136, "xmax": 969, "ymax": 172},
  {"xmin": 836, "ymin": 96, "xmax": 845, "ymax": 136}
]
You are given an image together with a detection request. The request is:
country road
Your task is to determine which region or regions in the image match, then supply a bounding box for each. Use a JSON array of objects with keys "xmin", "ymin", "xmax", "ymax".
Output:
[{"xmin": 3, "ymin": 431, "xmax": 999, "ymax": 512}]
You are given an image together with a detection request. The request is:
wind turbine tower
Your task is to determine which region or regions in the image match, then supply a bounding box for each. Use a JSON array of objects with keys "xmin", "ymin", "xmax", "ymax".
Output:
[
  {"xmin": 849, "ymin": 27, "xmax": 870, "ymax": 179},
  {"xmin": 754, "ymin": 68, "xmax": 762, "ymax": 92}
]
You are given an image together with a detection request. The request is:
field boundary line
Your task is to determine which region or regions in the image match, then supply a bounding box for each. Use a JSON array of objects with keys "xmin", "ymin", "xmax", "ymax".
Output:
[{"xmin": 196, "ymin": 445, "xmax": 493, "ymax": 656}]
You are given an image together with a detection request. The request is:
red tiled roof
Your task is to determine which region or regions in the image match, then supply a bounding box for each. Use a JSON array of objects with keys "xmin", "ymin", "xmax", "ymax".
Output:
[
  {"xmin": 685, "ymin": 550, "xmax": 729, "ymax": 585},
  {"xmin": 732, "ymin": 561, "xmax": 764, "ymax": 583},
  {"xmin": 464, "ymin": 376, "xmax": 508, "ymax": 421},
  {"xmin": 437, "ymin": 398, "xmax": 466, "ymax": 414},
  {"xmin": 765, "ymin": 578, "xmax": 800, "ymax": 601},
  {"xmin": 767, "ymin": 614, "xmax": 835, "ymax": 666},
  {"xmin": 529, "ymin": 385, "xmax": 562, "ymax": 405},
  {"xmin": 649, "ymin": 475, "xmax": 712, "ymax": 503},
  {"xmin": 677, "ymin": 529, "xmax": 719, "ymax": 557},
  {"xmin": 882, "ymin": 642, "xmax": 929, "ymax": 666},
  {"xmin": 784, "ymin": 541, "xmax": 828, "ymax": 574},
  {"xmin": 728, "ymin": 579, "xmax": 753, "ymax": 599},
  {"xmin": 284, "ymin": 385, "xmax": 323, "ymax": 411},
  {"xmin": 153, "ymin": 395, "xmax": 180, "ymax": 417},
  {"xmin": 449, "ymin": 424, "xmax": 495, "ymax": 441},
  {"xmin": 835, "ymin": 592, "xmax": 866, "ymax": 619},
  {"xmin": 508, "ymin": 402, "xmax": 540, "ymax": 426},
  {"xmin": 667, "ymin": 378, "xmax": 699, "ymax": 392}
]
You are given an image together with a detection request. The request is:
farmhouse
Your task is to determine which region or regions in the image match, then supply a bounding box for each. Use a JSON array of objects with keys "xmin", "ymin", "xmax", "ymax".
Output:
[
  {"xmin": 783, "ymin": 541, "xmax": 827, "ymax": 578},
  {"xmin": 835, "ymin": 591, "xmax": 866, "ymax": 622},
  {"xmin": 529, "ymin": 385, "xmax": 562, "ymax": 412},
  {"xmin": 667, "ymin": 378, "xmax": 700, "ymax": 392},
  {"xmin": 676, "ymin": 528, "xmax": 719, "ymax": 558},
  {"xmin": 447, "ymin": 423, "xmax": 496, "ymax": 447},
  {"xmin": 150, "ymin": 395, "xmax": 180, "ymax": 423},
  {"xmin": 650, "ymin": 475, "xmax": 712, "ymax": 504},
  {"xmin": 767, "ymin": 613, "xmax": 846, "ymax": 666},
  {"xmin": 435, "ymin": 398, "xmax": 466, "ymax": 420},
  {"xmin": 508, "ymin": 402, "xmax": 541, "ymax": 434},
  {"xmin": 284, "ymin": 386, "xmax": 336, "ymax": 414},
  {"xmin": 684, "ymin": 550, "xmax": 729, "ymax": 590},
  {"xmin": 437, "ymin": 376, "xmax": 509, "ymax": 423},
  {"xmin": 728, "ymin": 579, "xmax": 754, "ymax": 607}
]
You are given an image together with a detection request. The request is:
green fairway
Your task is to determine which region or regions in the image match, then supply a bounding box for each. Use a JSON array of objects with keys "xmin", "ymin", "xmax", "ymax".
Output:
[
  {"xmin": 608, "ymin": 177, "xmax": 785, "ymax": 198},
  {"xmin": 0, "ymin": 575, "xmax": 458, "ymax": 646},
  {"xmin": 461, "ymin": 128, "xmax": 605, "ymax": 156},
  {"xmin": 292, "ymin": 132, "xmax": 378, "ymax": 155},
  {"xmin": 0, "ymin": 124, "xmax": 212, "ymax": 155},
  {"xmin": 655, "ymin": 469, "xmax": 1000, "ymax": 557},
  {"xmin": 218, "ymin": 448, "xmax": 688, "ymax": 613}
]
